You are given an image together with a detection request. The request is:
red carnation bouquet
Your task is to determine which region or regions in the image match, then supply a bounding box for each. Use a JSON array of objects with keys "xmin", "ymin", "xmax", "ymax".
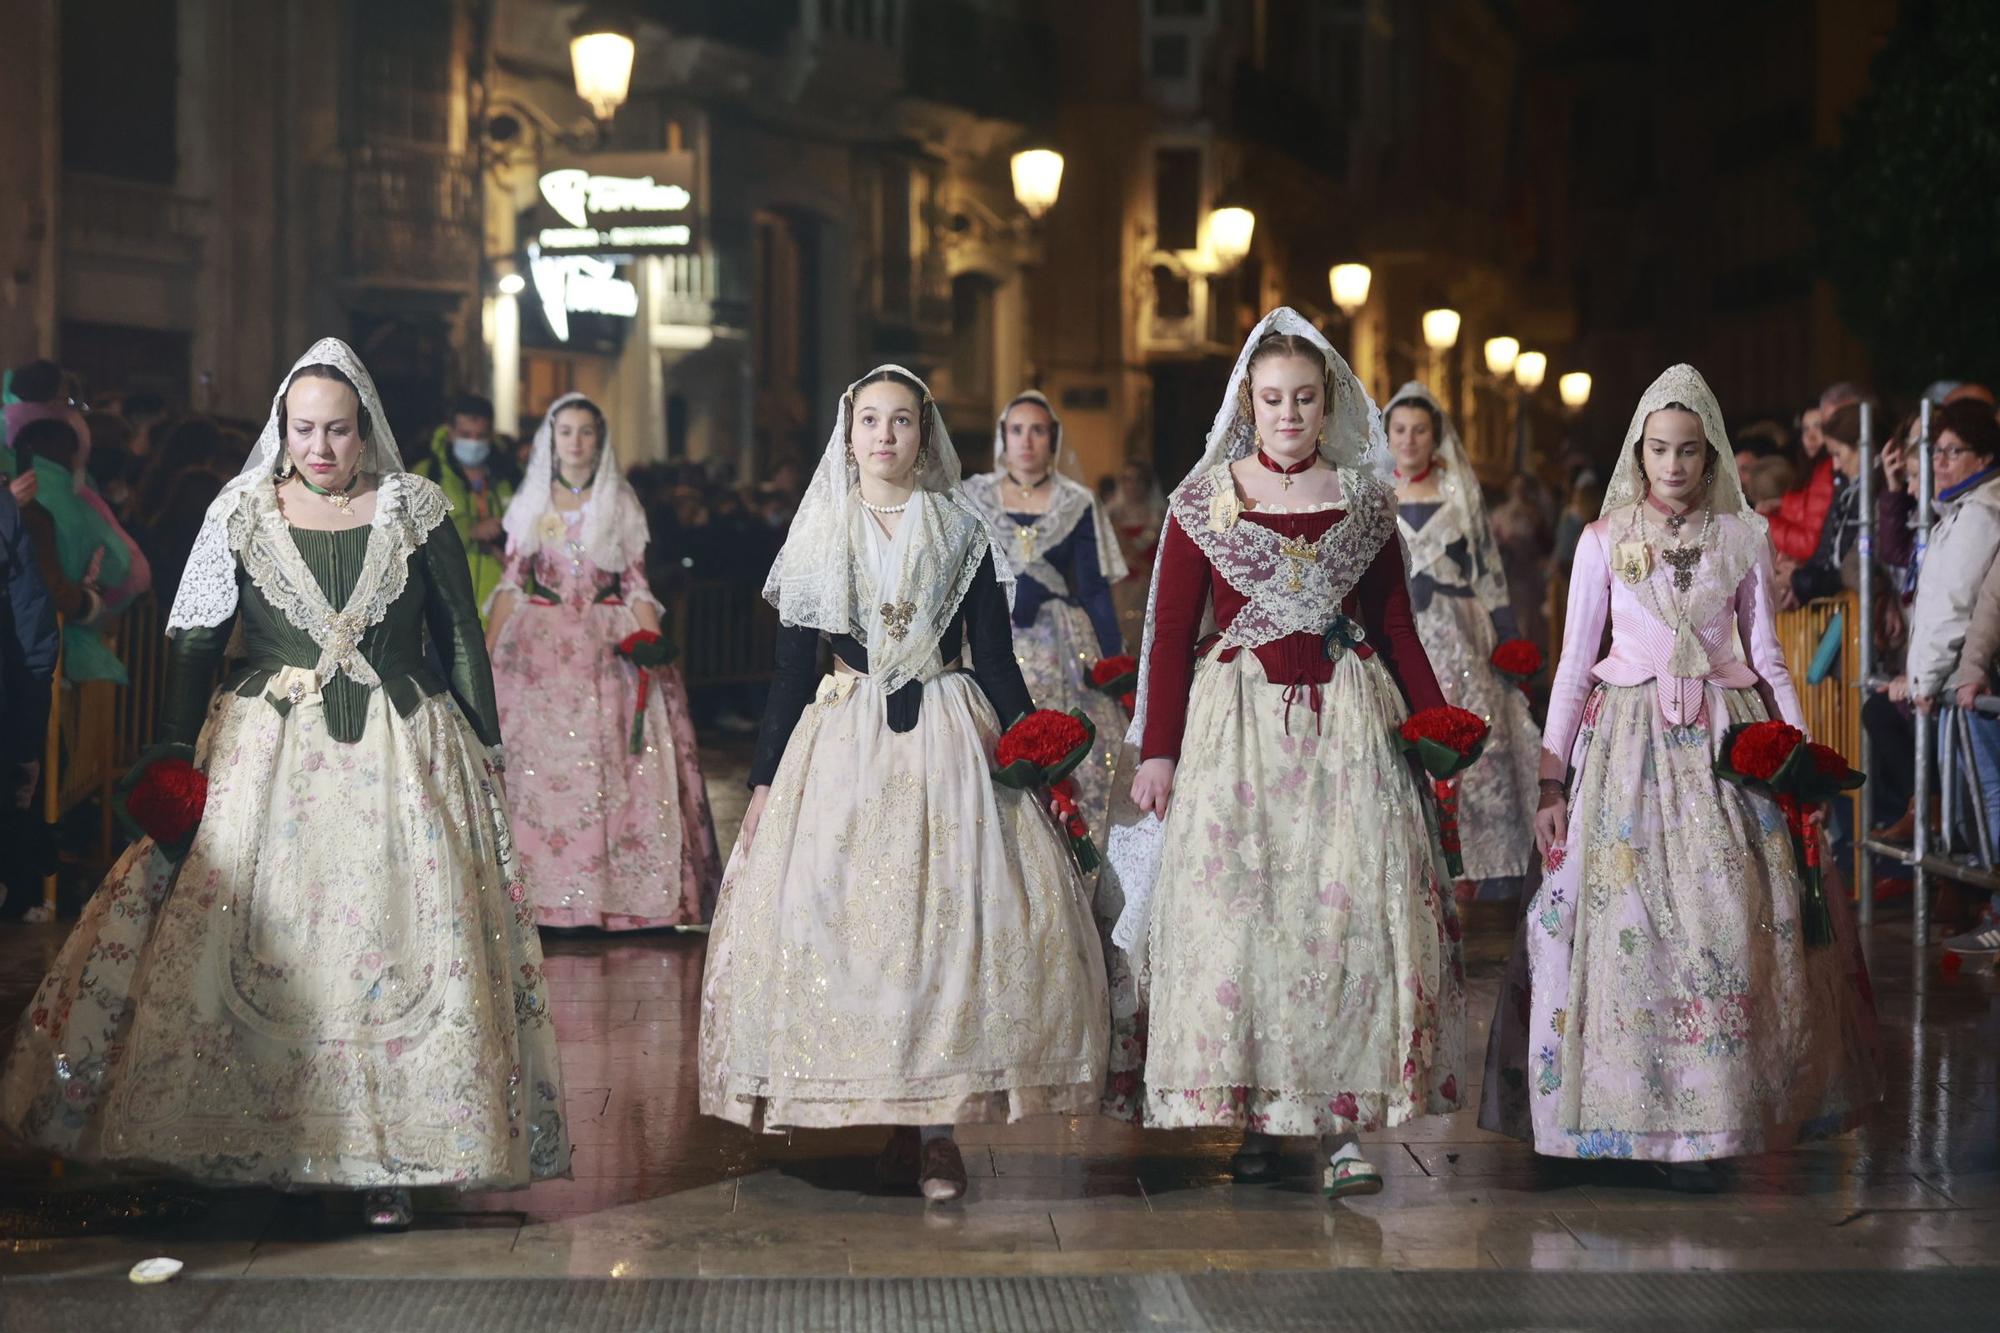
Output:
[
  {"xmin": 614, "ymin": 629, "xmax": 677, "ymax": 755},
  {"xmin": 119, "ymin": 754, "xmax": 209, "ymax": 859},
  {"xmin": 1399, "ymin": 705, "xmax": 1491, "ymax": 878},
  {"xmin": 1714, "ymin": 721, "xmax": 1863, "ymax": 948},
  {"xmin": 1088, "ymin": 655, "xmax": 1139, "ymax": 714},
  {"xmin": 992, "ymin": 708, "xmax": 1100, "ymax": 872},
  {"xmin": 1491, "ymin": 639, "xmax": 1543, "ymax": 691}
]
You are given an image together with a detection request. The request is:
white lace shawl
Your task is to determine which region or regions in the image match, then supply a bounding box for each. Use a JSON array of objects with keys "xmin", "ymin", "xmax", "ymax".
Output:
[{"xmin": 763, "ymin": 364, "xmax": 1014, "ymax": 696}]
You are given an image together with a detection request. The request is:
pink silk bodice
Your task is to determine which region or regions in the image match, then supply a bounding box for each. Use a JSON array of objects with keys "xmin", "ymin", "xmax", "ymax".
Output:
[{"xmin": 1541, "ymin": 510, "xmax": 1804, "ymax": 781}]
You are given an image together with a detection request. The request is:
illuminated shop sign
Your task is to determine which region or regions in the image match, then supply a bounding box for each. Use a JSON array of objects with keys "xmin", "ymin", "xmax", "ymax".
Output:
[
  {"xmin": 527, "ymin": 244, "xmax": 638, "ymax": 343},
  {"xmin": 532, "ymin": 152, "xmax": 699, "ymax": 256}
]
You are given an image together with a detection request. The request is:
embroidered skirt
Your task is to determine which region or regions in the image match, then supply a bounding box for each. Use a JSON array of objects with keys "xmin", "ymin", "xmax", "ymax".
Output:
[
  {"xmin": 493, "ymin": 599, "xmax": 721, "ymax": 929},
  {"xmin": 1479, "ymin": 682, "xmax": 1882, "ymax": 1161},
  {"xmin": 1012, "ymin": 598, "xmax": 1125, "ymax": 873},
  {"xmin": 698, "ymin": 670, "xmax": 1108, "ymax": 1129},
  {"xmin": 0, "ymin": 690, "xmax": 570, "ymax": 1189},
  {"xmin": 1137, "ymin": 650, "xmax": 1466, "ymax": 1136},
  {"xmin": 1410, "ymin": 587, "xmax": 1542, "ymax": 884}
]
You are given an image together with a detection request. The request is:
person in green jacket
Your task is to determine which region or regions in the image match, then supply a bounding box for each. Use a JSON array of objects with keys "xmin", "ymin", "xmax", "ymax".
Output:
[{"xmin": 409, "ymin": 394, "xmax": 519, "ymax": 619}]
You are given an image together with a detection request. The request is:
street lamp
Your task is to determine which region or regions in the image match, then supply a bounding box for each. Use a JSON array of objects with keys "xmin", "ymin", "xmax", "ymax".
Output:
[
  {"xmin": 570, "ymin": 9, "xmax": 637, "ymax": 122},
  {"xmin": 1207, "ymin": 206, "xmax": 1256, "ymax": 270},
  {"xmin": 1514, "ymin": 350, "xmax": 1547, "ymax": 391},
  {"xmin": 1329, "ymin": 263, "xmax": 1372, "ymax": 316},
  {"xmin": 1010, "ymin": 148, "xmax": 1064, "ymax": 220},
  {"xmin": 1559, "ymin": 371, "xmax": 1592, "ymax": 411},
  {"xmin": 1421, "ymin": 308, "xmax": 1461, "ymax": 352},
  {"xmin": 1483, "ymin": 336, "xmax": 1519, "ymax": 378},
  {"xmin": 497, "ymin": 271, "xmax": 526, "ymax": 296}
]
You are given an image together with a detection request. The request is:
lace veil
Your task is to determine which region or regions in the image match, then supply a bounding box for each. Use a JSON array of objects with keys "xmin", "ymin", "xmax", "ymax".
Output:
[
  {"xmin": 1385, "ymin": 381, "xmax": 1510, "ymax": 618},
  {"xmin": 962, "ymin": 389, "xmax": 1130, "ymax": 588},
  {"xmin": 500, "ymin": 391, "xmax": 651, "ymax": 572},
  {"xmin": 763, "ymin": 365, "xmax": 1014, "ymax": 695},
  {"xmin": 1602, "ymin": 364, "xmax": 1753, "ymax": 523},
  {"xmin": 167, "ymin": 338, "xmax": 406, "ymax": 634}
]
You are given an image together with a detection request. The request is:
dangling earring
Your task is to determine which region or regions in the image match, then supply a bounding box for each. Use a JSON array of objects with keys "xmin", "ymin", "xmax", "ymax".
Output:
[
  {"xmin": 278, "ymin": 452, "xmax": 295, "ymax": 480},
  {"xmin": 916, "ymin": 442, "xmax": 932, "ymax": 472}
]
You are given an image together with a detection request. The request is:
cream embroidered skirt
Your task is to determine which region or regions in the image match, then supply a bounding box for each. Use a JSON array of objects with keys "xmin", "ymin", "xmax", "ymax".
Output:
[
  {"xmin": 699, "ymin": 670, "xmax": 1109, "ymax": 1129},
  {"xmin": 1479, "ymin": 682, "xmax": 1882, "ymax": 1160},
  {"xmin": 0, "ymin": 690, "xmax": 570, "ymax": 1189},
  {"xmin": 1012, "ymin": 598, "xmax": 1126, "ymax": 874},
  {"xmin": 1139, "ymin": 650, "xmax": 1467, "ymax": 1136}
]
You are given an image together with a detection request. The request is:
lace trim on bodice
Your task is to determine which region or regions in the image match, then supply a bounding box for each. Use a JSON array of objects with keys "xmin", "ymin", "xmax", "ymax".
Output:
[
  {"xmin": 962, "ymin": 473, "xmax": 1089, "ymax": 598},
  {"xmin": 229, "ymin": 473, "xmax": 452, "ymax": 688},
  {"xmin": 1169, "ymin": 465, "xmax": 1394, "ymax": 651}
]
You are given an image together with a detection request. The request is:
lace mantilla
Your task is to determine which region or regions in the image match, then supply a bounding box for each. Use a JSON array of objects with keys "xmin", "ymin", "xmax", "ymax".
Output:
[
  {"xmin": 229, "ymin": 474, "xmax": 452, "ymax": 686},
  {"xmin": 1389, "ymin": 381, "xmax": 1511, "ymax": 619},
  {"xmin": 1602, "ymin": 363, "xmax": 1758, "ymax": 528},
  {"xmin": 501, "ymin": 390, "xmax": 652, "ymax": 571},
  {"xmin": 1169, "ymin": 465, "xmax": 1393, "ymax": 652},
  {"xmin": 169, "ymin": 337, "xmax": 410, "ymax": 633}
]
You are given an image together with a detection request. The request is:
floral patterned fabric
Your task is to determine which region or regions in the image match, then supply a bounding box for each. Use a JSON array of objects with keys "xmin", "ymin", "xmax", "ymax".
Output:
[
  {"xmin": 1012, "ymin": 598, "xmax": 1126, "ymax": 873},
  {"xmin": 1479, "ymin": 682, "xmax": 1882, "ymax": 1161},
  {"xmin": 492, "ymin": 509, "xmax": 719, "ymax": 929},
  {"xmin": 1137, "ymin": 650, "xmax": 1466, "ymax": 1135},
  {"xmin": 0, "ymin": 689, "xmax": 570, "ymax": 1188},
  {"xmin": 1400, "ymin": 503, "xmax": 1542, "ymax": 883},
  {"xmin": 699, "ymin": 670, "xmax": 1108, "ymax": 1129}
]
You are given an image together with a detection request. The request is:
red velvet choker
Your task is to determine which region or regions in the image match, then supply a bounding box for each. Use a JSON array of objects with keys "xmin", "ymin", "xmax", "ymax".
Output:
[
  {"xmin": 1255, "ymin": 449, "xmax": 1317, "ymax": 490},
  {"xmin": 1394, "ymin": 463, "xmax": 1437, "ymax": 486}
]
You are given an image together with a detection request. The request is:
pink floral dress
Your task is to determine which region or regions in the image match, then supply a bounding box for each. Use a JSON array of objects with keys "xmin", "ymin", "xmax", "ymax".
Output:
[{"xmin": 491, "ymin": 508, "xmax": 720, "ymax": 928}]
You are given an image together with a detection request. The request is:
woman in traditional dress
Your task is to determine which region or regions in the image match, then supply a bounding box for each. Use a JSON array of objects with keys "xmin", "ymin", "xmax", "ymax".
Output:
[
  {"xmin": 698, "ymin": 366, "xmax": 1108, "ymax": 1202},
  {"xmin": 1480, "ymin": 364, "xmax": 1881, "ymax": 1180},
  {"xmin": 1386, "ymin": 383, "xmax": 1542, "ymax": 902},
  {"xmin": 1108, "ymin": 308, "xmax": 1464, "ymax": 1199},
  {"xmin": 0, "ymin": 340, "xmax": 568, "ymax": 1227},
  {"xmin": 485, "ymin": 393, "xmax": 720, "ymax": 929},
  {"xmin": 961, "ymin": 390, "xmax": 1128, "ymax": 864}
]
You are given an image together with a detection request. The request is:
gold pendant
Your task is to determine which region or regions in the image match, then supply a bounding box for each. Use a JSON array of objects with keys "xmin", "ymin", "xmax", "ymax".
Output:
[
  {"xmin": 880, "ymin": 600, "xmax": 917, "ymax": 641},
  {"xmin": 1279, "ymin": 537, "xmax": 1319, "ymax": 592}
]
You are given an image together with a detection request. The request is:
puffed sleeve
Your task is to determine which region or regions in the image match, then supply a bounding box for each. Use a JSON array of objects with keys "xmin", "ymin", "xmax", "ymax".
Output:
[
  {"xmin": 421, "ymin": 518, "xmax": 503, "ymax": 749},
  {"xmin": 620, "ymin": 555, "xmax": 665, "ymax": 614}
]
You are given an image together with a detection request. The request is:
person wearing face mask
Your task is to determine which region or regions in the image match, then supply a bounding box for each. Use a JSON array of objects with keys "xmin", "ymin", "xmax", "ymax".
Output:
[
  {"xmin": 1480, "ymin": 365, "xmax": 1881, "ymax": 1184},
  {"xmin": 1107, "ymin": 309, "xmax": 1460, "ymax": 1200},
  {"xmin": 484, "ymin": 395, "xmax": 721, "ymax": 930},
  {"xmin": 960, "ymin": 390, "xmax": 1128, "ymax": 873},
  {"xmin": 412, "ymin": 393, "xmax": 518, "ymax": 620},
  {"xmin": 700, "ymin": 367, "xmax": 1107, "ymax": 1205}
]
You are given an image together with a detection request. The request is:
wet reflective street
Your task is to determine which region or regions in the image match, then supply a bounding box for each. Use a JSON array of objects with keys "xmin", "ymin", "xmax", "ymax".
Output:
[{"xmin": 1, "ymin": 744, "xmax": 1996, "ymax": 1281}]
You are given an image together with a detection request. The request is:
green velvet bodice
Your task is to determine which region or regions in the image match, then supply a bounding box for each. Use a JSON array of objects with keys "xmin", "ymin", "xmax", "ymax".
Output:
[{"xmin": 159, "ymin": 515, "xmax": 501, "ymax": 749}]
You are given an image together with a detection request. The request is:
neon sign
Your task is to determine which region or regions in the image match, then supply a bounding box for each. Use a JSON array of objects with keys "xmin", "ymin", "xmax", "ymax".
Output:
[
  {"xmin": 534, "ymin": 160, "xmax": 696, "ymax": 255},
  {"xmin": 527, "ymin": 245, "xmax": 638, "ymax": 343}
]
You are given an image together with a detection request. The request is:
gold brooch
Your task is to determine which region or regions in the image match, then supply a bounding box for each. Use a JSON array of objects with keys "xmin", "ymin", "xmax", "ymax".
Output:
[
  {"xmin": 880, "ymin": 600, "xmax": 917, "ymax": 641},
  {"xmin": 1612, "ymin": 541, "xmax": 1651, "ymax": 586},
  {"xmin": 1278, "ymin": 537, "xmax": 1320, "ymax": 592}
]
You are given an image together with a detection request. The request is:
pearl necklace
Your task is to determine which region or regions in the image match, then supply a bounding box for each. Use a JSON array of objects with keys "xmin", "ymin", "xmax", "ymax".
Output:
[{"xmin": 859, "ymin": 495, "xmax": 911, "ymax": 514}]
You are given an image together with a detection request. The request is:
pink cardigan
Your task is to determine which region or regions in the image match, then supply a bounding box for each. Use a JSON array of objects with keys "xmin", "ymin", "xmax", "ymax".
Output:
[{"xmin": 1542, "ymin": 511, "xmax": 1805, "ymax": 782}]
